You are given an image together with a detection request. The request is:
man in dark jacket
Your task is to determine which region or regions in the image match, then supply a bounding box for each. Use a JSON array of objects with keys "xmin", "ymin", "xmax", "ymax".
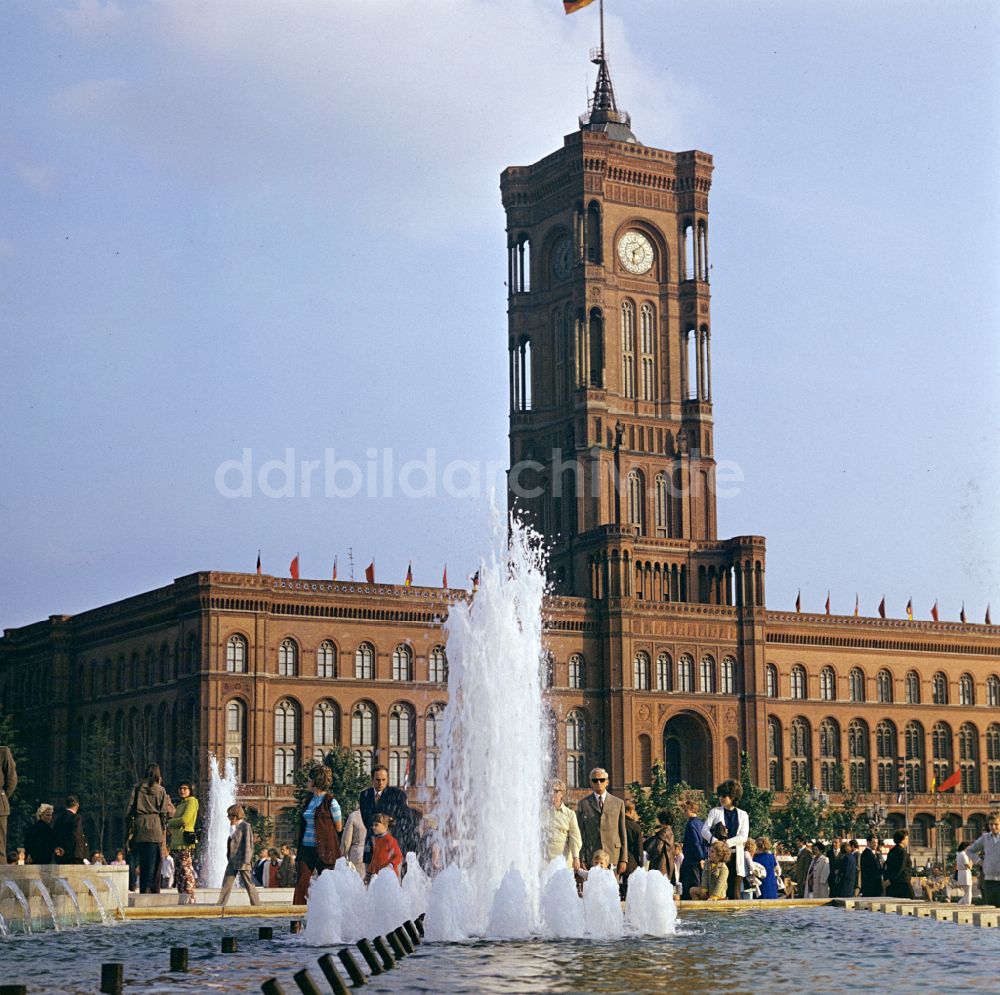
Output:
[
  {"xmin": 884, "ymin": 829, "xmax": 914, "ymax": 898},
  {"xmin": 358, "ymin": 765, "xmax": 408, "ymax": 864},
  {"xmin": 0, "ymin": 744, "xmax": 16, "ymax": 863},
  {"xmin": 859, "ymin": 835, "xmax": 884, "ymax": 897},
  {"xmin": 840, "ymin": 839, "xmax": 859, "ymax": 898},
  {"xmin": 680, "ymin": 799, "xmax": 709, "ymax": 899},
  {"xmin": 53, "ymin": 796, "xmax": 89, "ymax": 864},
  {"xmin": 619, "ymin": 800, "xmax": 644, "ymax": 898}
]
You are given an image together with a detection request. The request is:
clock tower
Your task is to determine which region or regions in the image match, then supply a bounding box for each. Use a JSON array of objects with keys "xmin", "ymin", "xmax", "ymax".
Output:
[{"xmin": 501, "ymin": 46, "xmax": 765, "ymax": 613}]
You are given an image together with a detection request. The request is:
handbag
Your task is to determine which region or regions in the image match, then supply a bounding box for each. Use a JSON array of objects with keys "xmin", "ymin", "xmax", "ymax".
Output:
[{"xmin": 183, "ymin": 830, "xmax": 199, "ymax": 847}]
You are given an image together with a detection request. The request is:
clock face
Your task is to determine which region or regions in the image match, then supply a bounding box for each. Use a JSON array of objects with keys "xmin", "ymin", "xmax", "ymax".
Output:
[
  {"xmin": 617, "ymin": 231, "xmax": 654, "ymax": 275},
  {"xmin": 551, "ymin": 235, "xmax": 573, "ymax": 280}
]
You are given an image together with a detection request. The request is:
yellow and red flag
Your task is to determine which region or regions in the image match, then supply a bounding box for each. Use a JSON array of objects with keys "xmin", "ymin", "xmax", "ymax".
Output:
[
  {"xmin": 905, "ymin": 597, "xmax": 913, "ymax": 620},
  {"xmin": 564, "ymin": 0, "xmax": 597, "ymax": 13},
  {"xmin": 404, "ymin": 561, "xmax": 413, "ymax": 587}
]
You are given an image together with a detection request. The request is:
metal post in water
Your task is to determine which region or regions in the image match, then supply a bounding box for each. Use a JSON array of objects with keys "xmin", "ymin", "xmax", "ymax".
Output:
[
  {"xmin": 290, "ymin": 919, "xmax": 303, "ymax": 934},
  {"xmin": 395, "ymin": 926, "xmax": 415, "ymax": 955},
  {"xmin": 386, "ymin": 930, "xmax": 407, "ymax": 959},
  {"xmin": 0, "ymin": 985, "xmax": 28, "ymax": 994},
  {"xmin": 335, "ymin": 949, "xmax": 367, "ymax": 987},
  {"xmin": 317, "ymin": 954, "xmax": 352, "ymax": 995},
  {"xmin": 99, "ymin": 963, "xmax": 124, "ymax": 994},
  {"xmin": 403, "ymin": 919, "xmax": 421, "ymax": 945},
  {"xmin": 170, "ymin": 947, "xmax": 189, "ymax": 972},
  {"xmin": 292, "ymin": 969, "xmax": 323, "ymax": 995},
  {"xmin": 372, "ymin": 936, "xmax": 395, "ymax": 970},
  {"xmin": 222, "ymin": 936, "xmax": 238, "ymax": 953},
  {"xmin": 414, "ymin": 913, "xmax": 425, "ymax": 937},
  {"xmin": 261, "ymin": 980, "xmax": 286, "ymax": 995},
  {"xmin": 259, "ymin": 926, "xmax": 274, "ymax": 940},
  {"xmin": 355, "ymin": 938, "xmax": 383, "ymax": 976}
]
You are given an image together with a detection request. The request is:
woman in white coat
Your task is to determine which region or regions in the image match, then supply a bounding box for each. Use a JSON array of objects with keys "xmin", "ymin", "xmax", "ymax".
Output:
[
  {"xmin": 701, "ymin": 779, "xmax": 750, "ymax": 900},
  {"xmin": 804, "ymin": 841, "xmax": 831, "ymax": 898},
  {"xmin": 956, "ymin": 841, "xmax": 976, "ymax": 905}
]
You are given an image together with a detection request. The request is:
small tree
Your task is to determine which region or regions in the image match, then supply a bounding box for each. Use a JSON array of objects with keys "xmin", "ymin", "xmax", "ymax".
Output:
[
  {"xmin": 291, "ymin": 747, "xmax": 370, "ymax": 820},
  {"xmin": 627, "ymin": 761, "xmax": 707, "ymax": 839},
  {"xmin": 771, "ymin": 784, "xmax": 830, "ymax": 847},
  {"xmin": 739, "ymin": 751, "xmax": 773, "ymax": 840},
  {"xmin": 79, "ymin": 724, "xmax": 127, "ymax": 853}
]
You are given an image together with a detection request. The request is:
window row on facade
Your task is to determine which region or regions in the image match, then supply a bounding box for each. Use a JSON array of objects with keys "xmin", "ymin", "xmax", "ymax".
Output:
[
  {"xmin": 225, "ymin": 636, "xmax": 448, "ymax": 682},
  {"xmin": 76, "ymin": 635, "xmax": 200, "ymax": 700},
  {"xmin": 766, "ymin": 715, "xmax": 1000, "ymax": 796},
  {"xmin": 224, "ymin": 697, "xmax": 446, "ymax": 790},
  {"xmin": 767, "ymin": 663, "xmax": 1000, "ymax": 707}
]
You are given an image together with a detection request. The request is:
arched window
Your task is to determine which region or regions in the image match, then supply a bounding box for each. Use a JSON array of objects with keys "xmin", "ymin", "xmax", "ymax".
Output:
[
  {"xmin": 655, "ymin": 653, "xmax": 671, "ymax": 692},
  {"xmin": 355, "ymin": 642, "xmax": 375, "ymax": 680},
  {"xmin": 626, "ymin": 470, "xmax": 645, "ymax": 536},
  {"xmin": 569, "ymin": 654, "xmax": 585, "ymax": 690},
  {"xmin": 790, "ymin": 717, "xmax": 811, "ymax": 788},
  {"xmin": 654, "ymin": 473, "xmax": 671, "ymax": 537},
  {"xmin": 932, "ymin": 672, "xmax": 948, "ymax": 705},
  {"xmin": 392, "ymin": 644, "xmax": 413, "ymax": 682},
  {"xmin": 351, "ymin": 702, "xmax": 376, "ymax": 775},
  {"xmin": 312, "ymin": 701, "xmax": 338, "ymax": 760},
  {"xmin": 819, "ymin": 718, "xmax": 842, "ymax": 792},
  {"xmin": 226, "ymin": 635, "xmax": 248, "ymax": 674},
  {"xmin": 278, "ymin": 638, "xmax": 298, "ymax": 677},
  {"xmin": 678, "ymin": 654, "xmax": 694, "ymax": 693},
  {"xmin": 225, "ymin": 700, "xmax": 246, "ymax": 781},
  {"xmin": 640, "ymin": 302, "xmax": 656, "ymax": 400},
  {"xmin": 876, "ymin": 669, "xmax": 893, "ymax": 704},
  {"xmin": 988, "ymin": 675, "xmax": 1000, "ymax": 708},
  {"xmin": 566, "ymin": 710, "xmax": 587, "ymax": 788},
  {"xmin": 273, "ymin": 699, "xmax": 300, "ymax": 784},
  {"xmin": 904, "ymin": 721, "xmax": 926, "ymax": 793},
  {"xmin": 959, "ymin": 674, "xmax": 975, "ymax": 706},
  {"xmin": 316, "ymin": 640, "xmax": 336, "ymax": 679},
  {"xmin": 633, "ymin": 651, "xmax": 650, "ymax": 691},
  {"xmin": 876, "ymin": 720, "xmax": 898, "ymax": 792},
  {"xmin": 425, "ymin": 704, "xmax": 444, "ymax": 787},
  {"xmin": 766, "ymin": 664, "xmax": 779, "ymax": 698},
  {"xmin": 586, "ymin": 202, "xmax": 602, "ymax": 263},
  {"xmin": 848, "ymin": 719, "xmax": 870, "ymax": 792},
  {"xmin": 987, "ymin": 724, "xmax": 1000, "ymax": 795},
  {"xmin": 849, "ymin": 668, "xmax": 865, "ymax": 703},
  {"xmin": 932, "ymin": 721, "xmax": 952, "ymax": 787},
  {"xmin": 820, "ymin": 667, "xmax": 836, "ymax": 701},
  {"xmin": 621, "ymin": 299, "xmax": 636, "ymax": 399},
  {"xmin": 905, "ymin": 671, "xmax": 920, "ymax": 704},
  {"xmin": 699, "ymin": 655, "xmax": 716, "ymax": 694},
  {"xmin": 767, "ymin": 717, "xmax": 783, "ymax": 791},
  {"xmin": 791, "ymin": 665, "xmax": 807, "ymax": 700},
  {"xmin": 388, "ymin": 703, "xmax": 414, "ymax": 787},
  {"xmin": 721, "ymin": 656, "xmax": 736, "ymax": 695},
  {"xmin": 958, "ymin": 723, "xmax": 980, "ymax": 792},
  {"xmin": 428, "ymin": 646, "xmax": 448, "ymax": 683}
]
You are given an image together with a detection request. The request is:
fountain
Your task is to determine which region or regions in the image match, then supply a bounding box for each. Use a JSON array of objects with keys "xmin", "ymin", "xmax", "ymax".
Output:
[
  {"xmin": 0, "ymin": 910, "xmax": 8, "ymax": 938},
  {"xmin": 55, "ymin": 878, "xmax": 83, "ymax": 927},
  {"xmin": 28, "ymin": 880, "xmax": 60, "ymax": 931},
  {"xmin": 201, "ymin": 752, "xmax": 238, "ymax": 888},
  {"xmin": 2, "ymin": 880, "xmax": 32, "ymax": 934},
  {"xmin": 81, "ymin": 878, "xmax": 109, "ymax": 926}
]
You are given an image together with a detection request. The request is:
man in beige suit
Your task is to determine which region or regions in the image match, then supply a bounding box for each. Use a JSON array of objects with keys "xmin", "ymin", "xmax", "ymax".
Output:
[
  {"xmin": 218, "ymin": 805, "xmax": 262, "ymax": 906},
  {"xmin": 576, "ymin": 767, "xmax": 628, "ymax": 874},
  {"xmin": 0, "ymin": 745, "xmax": 17, "ymax": 863}
]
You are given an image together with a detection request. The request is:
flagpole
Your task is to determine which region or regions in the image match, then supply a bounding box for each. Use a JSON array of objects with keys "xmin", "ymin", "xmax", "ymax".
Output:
[{"xmin": 600, "ymin": 0, "xmax": 605, "ymax": 58}]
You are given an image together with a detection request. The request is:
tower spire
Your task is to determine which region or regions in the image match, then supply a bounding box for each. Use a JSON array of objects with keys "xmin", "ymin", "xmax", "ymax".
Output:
[{"xmin": 579, "ymin": 0, "xmax": 637, "ymax": 143}]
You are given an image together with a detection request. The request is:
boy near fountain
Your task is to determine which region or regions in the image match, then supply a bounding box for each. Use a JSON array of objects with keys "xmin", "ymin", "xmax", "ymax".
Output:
[
  {"xmin": 365, "ymin": 813, "xmax": 403, "ymax": 883},
  {"xmin": 690, "ymin": 841, "xmax": 731, "ymax": 901}
]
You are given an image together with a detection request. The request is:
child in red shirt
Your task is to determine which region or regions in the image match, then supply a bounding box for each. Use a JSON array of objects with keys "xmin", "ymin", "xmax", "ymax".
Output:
[{"xmin": 366, "ymin": 814, "xmax": 403, "ymax": 882}]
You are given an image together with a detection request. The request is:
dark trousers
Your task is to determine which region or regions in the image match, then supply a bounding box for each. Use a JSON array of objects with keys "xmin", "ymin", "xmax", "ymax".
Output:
[
  {"xmin": 726, "ymin": 852, "xmax": 742, "ymax": 899},
  {"xmin": 0, "ymin": 815, "xmax": 7, "ymax": 862},
  {"xmin": 982, "ymin": 879, "xmax": 1000, "ymax": 906},
  {"xmin": 135, "ymin": 841, "xmax": 161, "ymax": 894}
]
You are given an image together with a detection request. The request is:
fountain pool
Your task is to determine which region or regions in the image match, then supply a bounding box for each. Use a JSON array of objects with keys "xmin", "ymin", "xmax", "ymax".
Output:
[{"xmin": 1, "ymin": 908, "xmax": 998, "ymax": 993}]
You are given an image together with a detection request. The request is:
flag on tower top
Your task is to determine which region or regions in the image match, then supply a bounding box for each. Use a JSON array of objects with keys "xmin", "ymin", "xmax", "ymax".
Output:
[
  {"xmin": 878, "ymin": 597, "xmax": 886, "ymax": 619},
  {"xmin": 931, "ymin": 600, "xmax": 939, "ymax": 622},
  {"xmin": 256, "ymin": 549, "xmax": 262, "ymax": 575},
  {"xmin": 795, "ymin": 590, "xmax": 801, "ymax": 613},
  {"xmin": 290, "ymin": 554, "xmax": 300, "ymax": 580},
  {"xmin": 404, "ymin": 562, "xmax": 413, "ymax": 587},
  {"xmin": 365, "ymin": 561, "xmax": 375, "ymax": 584},
  {"xmin": 563, "ymin": 0, "xmax": 597, "ymax": 13},
  {"xmin": 905, "ymin": 597, "xmax": 913, "ymax": 620}
]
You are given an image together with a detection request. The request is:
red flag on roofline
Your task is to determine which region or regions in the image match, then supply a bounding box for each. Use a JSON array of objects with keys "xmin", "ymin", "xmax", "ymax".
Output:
[
  {"xmin": 290, "ymin": 554, "xmax": 300, "ymax": 580},
  {"xmin": 878, "ymin": 597, "xmax": 886, "ymax": 619},
  {"xmin": 256, "ymin": 550, "xmax": 262, "ymax": 575},
  {"xmin": 442, "ymin": 564, "xmax": 448, "ymax": 588},
  {"xmin": 853, "ymin": 593, "xmax": 859, "ymax": 617},
  {"xmin": 563, "ymin": 0, "xmax": 597, "ymax": 13},
  {"xmin": 931, "ymin": 600, "xmax": 939, "ymax": 622},
  {"xmin": 825, "ymin": 592, "xmax": 831, "ymax": 616},
  {"xmin": 937, "ymin": 770, "xmax": 962, "ymax": 793},
  {"xmin": 332, "ymin": 556, "xmax": 338, "ymax": 581},
  {"xmin": 960, "ymin": 602, "xmax": 967, "ymax": 623},
  {"xmin": 365, "ymin": 561, "xmax": 375, "ymax": 584},
  {"xmin": 795, "ymin": 590, "xmax": 801, "ymax": 613},
  {"xmin": 905, "ymin": 597, "xmax": 913, "ymax": 620},
  {"xmin": 404, "ymin": 562, "xmax": 413, "ymax": 587}
]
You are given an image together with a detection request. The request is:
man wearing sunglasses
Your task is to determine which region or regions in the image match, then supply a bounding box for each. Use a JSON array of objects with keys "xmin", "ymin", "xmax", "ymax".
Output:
[{"xmin": 576, "ymin": 767, "xmax": 628, "ymax": 875}]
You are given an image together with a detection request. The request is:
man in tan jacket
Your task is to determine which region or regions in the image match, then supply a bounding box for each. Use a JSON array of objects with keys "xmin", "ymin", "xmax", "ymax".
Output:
[
  {"xmin": 576, "ymin": 767, "xmax": 628, "ymax": 874},
  {"xmin": 0, "ymin": 745, "xmax": 17, "ymax": 863}
]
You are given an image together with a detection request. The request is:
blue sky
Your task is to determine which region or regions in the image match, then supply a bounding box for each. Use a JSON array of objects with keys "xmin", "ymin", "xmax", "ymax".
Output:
[{"xmin": 1, "ymin": 0, "xmax": 998, "ymax": 629}]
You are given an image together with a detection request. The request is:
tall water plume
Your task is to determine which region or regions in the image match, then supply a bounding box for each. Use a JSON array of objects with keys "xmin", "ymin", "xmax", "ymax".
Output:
[
  {"xmin": 200, "ymin": 752, "xmax": 238, "ymax": 888},
  {"xmin": 424, "ymin": 510, "xmax": 549, "ymax": 940}
]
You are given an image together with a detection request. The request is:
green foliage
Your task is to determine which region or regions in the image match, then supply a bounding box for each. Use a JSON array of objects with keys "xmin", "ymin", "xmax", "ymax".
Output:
[
  {"xmin": 244, "ymin": 807, "xmax": 275, "ymax": 861},
  {"xmin": 291, "ymin": 747, "xmax": 369, "ymax": 820},
  {"xmin": 0, "ymin": 707, "xmax": 34, "ymax": 849},
  {"xmin": 739, "ymin": 751, "xmax": 773, "ymax": 840},
  {"xmin": 828, "ymin": 775, "xmax": 863, "ymax": 838},
  {"xmin": 771, "ymin": 784, "xmax": 830, "ymax": 845},
  {"xmin": 627, "ymin": 760, "xmax": 707, "ymax": 839},
  {"xmin": 79, "ymin": 723, "xmax": 127, "ymax": 853}
]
